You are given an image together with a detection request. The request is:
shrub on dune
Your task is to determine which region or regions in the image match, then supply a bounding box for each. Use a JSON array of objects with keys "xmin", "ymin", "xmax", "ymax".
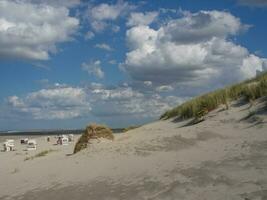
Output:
[{"xmin": 73, "ymin": 124, "xmax": 114, "ymax": 154}]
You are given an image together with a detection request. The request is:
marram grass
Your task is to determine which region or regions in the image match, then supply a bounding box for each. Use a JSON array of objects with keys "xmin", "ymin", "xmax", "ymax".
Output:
[
  {"xmin": 24, "ymin": 149, "xmax": 56, "ymax": 161},
  {"xmin": 73, "ymin": 124, "xmax": 114, "ymax": 154},
  {"xmin": 161, "ymin": 72, "xmax": 267, "ymax": 120}
]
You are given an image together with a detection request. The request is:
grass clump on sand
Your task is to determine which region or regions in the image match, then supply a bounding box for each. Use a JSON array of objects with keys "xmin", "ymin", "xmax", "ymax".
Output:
[
  {"xmin": 161, "ymin": 72, "xmax": 267, "ymax": 120},
  {"xmin": 24, "ymin": 149, "xmax": 55, "ymax": 161},
  {"xmin": 73, "ymin": 124, "xmax": 114, "ymax": 154}
]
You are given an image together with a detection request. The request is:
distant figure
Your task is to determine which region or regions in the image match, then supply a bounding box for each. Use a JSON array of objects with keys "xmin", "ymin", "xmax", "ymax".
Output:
[
  {"xmin": 47, "ymin": 136, "xmax": 50, "ymax": 142},
  {"xmin": 57, "ymin": 137, "xmax": 61, "ymax": 145}
]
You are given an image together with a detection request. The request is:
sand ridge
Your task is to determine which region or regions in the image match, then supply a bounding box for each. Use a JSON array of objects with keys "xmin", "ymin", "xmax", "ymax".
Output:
[{"xmin": 0, "ymin": 100, "xmax": 266, "ymax": 200}]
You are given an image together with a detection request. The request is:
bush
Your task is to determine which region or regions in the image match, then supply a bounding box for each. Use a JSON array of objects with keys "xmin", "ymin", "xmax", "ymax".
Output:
[{"xmin": 73, "ymin": 124, "xmax": 114, "ymax": 154}]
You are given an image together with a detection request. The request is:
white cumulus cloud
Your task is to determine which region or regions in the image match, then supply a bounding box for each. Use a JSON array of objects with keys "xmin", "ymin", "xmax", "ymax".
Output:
[
  {"xmin": 85, "ymin": 31, "xmax": 95, "ymax": 40},
  {"xmin": 0, "ymin": 0, "xmax": 79, "ymax": 60},
  {"xmin": 156, "ymin": 85, "xmax": 174, "ymax": 92},
  {"xmin": 87, "ymin": 86, "xmax": 181, "ymax": 118},
  {"xmin": 81, "ymin": 60, "xmax": 105, "ymax": 79},
  {"xmin": 7, "ymin": 86, "xmax": 91, "ymax": 120},
  {"xmin": 87, "ymin": 0, "xmax": 134, "ymax": 32},
  {"xmin": 127, "ymin": 11, "xmax": 158, "ymax": 27},
  {"xmin": 95, "ymin": 43, "xmax": 113, "ymax": 51},
  {"xmin": 24, "ymin": 0, "xmax": 80, "ymax": 7},
  {"xmin": 6, "ymin": 83, "xmax": 183, "ymax": 121},
  {"xmin": 123, "ymin": 10, "xmax": 266, "ymax": 92}
]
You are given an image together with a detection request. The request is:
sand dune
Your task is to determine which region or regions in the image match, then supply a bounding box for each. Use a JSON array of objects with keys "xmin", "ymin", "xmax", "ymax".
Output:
[{"xmin": 0, "ymin": 100, "xmax": 266, "ymax": 200}]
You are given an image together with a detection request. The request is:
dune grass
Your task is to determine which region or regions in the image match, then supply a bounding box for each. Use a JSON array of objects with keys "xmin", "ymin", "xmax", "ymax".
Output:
[
  {"xmin": 24, "ymin": 149, "xmax": 56, "ymax": 161},
  {"xmin": 161, "ymin": 72, "xmax": 267, "ymax": 120},
  {"xmin": 73, "ymin": 124, "xmax": 114, "ymax": 154}
]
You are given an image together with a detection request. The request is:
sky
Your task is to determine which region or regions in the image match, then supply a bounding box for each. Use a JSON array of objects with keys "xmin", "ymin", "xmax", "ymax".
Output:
[{"xmin": 0, "ymin": 0, "xmax": 267, "ymax": 130}]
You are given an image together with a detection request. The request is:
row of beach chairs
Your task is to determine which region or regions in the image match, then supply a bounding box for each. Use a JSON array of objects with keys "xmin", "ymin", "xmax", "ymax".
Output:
[{"xmin": 2, "ymin": 134, "xmax": 74, "ymax": 152}]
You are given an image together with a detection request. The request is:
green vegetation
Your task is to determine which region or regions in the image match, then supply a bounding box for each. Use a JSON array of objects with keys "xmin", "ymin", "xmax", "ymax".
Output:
[
  {"xmin": 161, "ymin": 72, "xmax": 267, "ymax": 120},
  {"xmin": 73, "ymin": 124, "xmax": 114, "ymax": 154},
  {"xmin": 24, "ymin": 149, "xmax": 56, "ymax": 161}
]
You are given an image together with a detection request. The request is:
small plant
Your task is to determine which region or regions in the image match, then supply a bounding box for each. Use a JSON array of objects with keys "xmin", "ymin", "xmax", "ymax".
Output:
[
  {"xmin": 24, "ymin": 157, "xmax": 31, "ymax": 161},
  {"xmin": 24, "ymin": 149, "xmax": 55, "ymax": 161},
  {"xmin": 35, "ymin": 150, "xmax": 53, "ymax": 157}
]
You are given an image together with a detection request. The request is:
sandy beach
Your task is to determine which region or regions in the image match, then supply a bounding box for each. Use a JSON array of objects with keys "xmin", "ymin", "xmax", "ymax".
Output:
[
  {"xmin": 1, "ymin": 0, "xmax": 267, "ymax": 199},
  {"xmin": 0, "ymin": 100, "xmax": 266, "ymax": 200}
]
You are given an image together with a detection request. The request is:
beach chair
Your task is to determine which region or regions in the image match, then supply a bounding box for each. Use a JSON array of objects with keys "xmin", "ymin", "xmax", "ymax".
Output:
[
  {"xmin": 27, "ymin": 140, "xmax": 37, "ymax": 151},
  {"xmin": 3, "ymin": 139, "xmax": 15, "ymax": 152},
  {"xmin": 20, "ymin": 138, "xmax": 28, "ymax": 144},
  {"xmin": 61, "ymin": 135, "xmax": 69, "ymax": 145},
  {"xmin": 57, "ymin": 135, "xmax": 69, "ymax": 145},
  {"xmin": 68, "ymin": 134, "xmax": 74, "ymax": 142}
]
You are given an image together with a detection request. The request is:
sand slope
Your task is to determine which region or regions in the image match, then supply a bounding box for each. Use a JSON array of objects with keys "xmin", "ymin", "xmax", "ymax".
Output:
[{"xmin": 0, "ymin": 100, "xmax": 267, "ymax": 200}]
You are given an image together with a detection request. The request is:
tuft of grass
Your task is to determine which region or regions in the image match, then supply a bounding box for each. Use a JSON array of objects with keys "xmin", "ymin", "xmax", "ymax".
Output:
[
  {"xmin": 24, "ymin": 149, "xmax": 56, "ymax": 161},
  {"xmin": 161, "ymin": 72, "xmax": 267, "ymax": 120},
  {"xmin": 73, "ymin": 124, "xmax": 114, "ymax": 154}
]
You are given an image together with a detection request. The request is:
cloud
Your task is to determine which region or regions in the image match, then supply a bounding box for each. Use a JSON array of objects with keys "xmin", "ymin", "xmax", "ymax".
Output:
[
  {"xmin": 112, "ymin": 25, "xmax": 120, "ymax": 32},
  {"xmin": 127, "ymin": 11, "xmax": 158, "ymax": 27},
  {"xmin": 6, "ymin": 83, "xmax": 182, "ymax": 121},
  {"xmin": 160, "ymin": 10, "xmax": 243, "ymax": 44},
  {"xmin": 87, "ymin": 0, "xmax": 135, "ymax": 32},
  {"xmin": 144, "ymin": 81, "xmax": 152, "ymax": 87},
  {"xmin": 87, "ymin": 86, "xmax": 181, "ymax": 118},
  {"xmin": 25, "ymin": 0, "xmax": 80, "ymax": 7},
  {"xmin": 123, "ymin": 10, "xmax": 266, "ymax": 92},
  {"xmin": 95, "ymin": 43, "xmax": 113, "ymax": 51},
  {"xmin": 85, "ymin": 31, "xmax": 95, "ymax": 40},
  {"xmin": 0, "ymin": 0, "xmax": 79, "ymax": 60},
  {"xmin": 89, "ymin": 1, "xmax": 131, "ymax": 21},
  {"xmin": 109, "ymin": 60, "xmax": 117, "ymax": 65},
  {"xmin": 81, "ymin": 60, "xmax": 105, "ymax": 79},
  {"xmin": 238, "ymin": 0, "xmax": 267, "ymax": 7},
  {"xmin": 7, "ymin": 85, "xmax": 91, "ymax": 120},
  {"xmin": 156, "ymin": 85, "xmax": 174, "ymax": 92}
]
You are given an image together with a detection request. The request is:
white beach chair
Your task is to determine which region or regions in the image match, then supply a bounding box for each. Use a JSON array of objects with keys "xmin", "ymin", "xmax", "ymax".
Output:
[
  {"xmin": 27, "ymin": 139, "xmax": 37, "ymax": 151},
  {"xmin": 3, "ymin": 139, "xmax": 15, "ymax": 152},
  {"xmin": 61, "ymin": 135, "xmax": 69, "ymax": 145},
  {"xmin": 57, "ymin": 135, "xmax": 69, "ymax": 145},
  {"xmin": 68, "ymin": 134, "xmax": 74, "ymax": 142}
]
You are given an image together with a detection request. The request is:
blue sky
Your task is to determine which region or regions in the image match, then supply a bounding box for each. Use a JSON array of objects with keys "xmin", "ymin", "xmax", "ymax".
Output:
[{"xmin": 0, "ymin": 0, "xmax": 267, "ymax": 130}]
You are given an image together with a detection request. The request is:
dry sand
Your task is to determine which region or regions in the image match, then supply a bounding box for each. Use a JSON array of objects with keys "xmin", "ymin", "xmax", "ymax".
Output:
[{"xmin": 0, "ymin": 100, "xmax": 267, "ymax": 200}]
